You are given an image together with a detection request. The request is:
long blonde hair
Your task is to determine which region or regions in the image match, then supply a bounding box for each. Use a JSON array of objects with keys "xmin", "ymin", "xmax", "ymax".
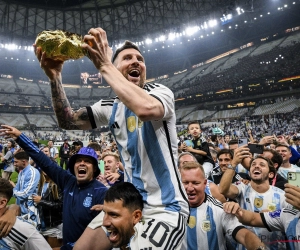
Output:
[{"xmin": 38, "ymin": 173, "xmax": 59, "ymax": 200}]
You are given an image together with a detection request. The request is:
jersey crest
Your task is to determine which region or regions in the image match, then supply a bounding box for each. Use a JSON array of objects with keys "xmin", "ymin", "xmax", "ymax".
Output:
[
  {"xmin": 188, "ymin": 216, "xmax": 196, "ymax": 229},
  {"xmin": 254, "ymin": 197, "xmax": 263, "ymax": 208},
  {"xmin": 201, "ymin": 220, "xmax": 211, "ymax": 232},
  {"xmin": 267, "ymin": 202, "xmax": 276, "ymax": 212},
  {"xmin": 127, "ymin": 116, "xmax": 136, "ymax": 132},
  {"xmin": 83, "ymin": 194, "xmax": 93, "ymax": 207}
]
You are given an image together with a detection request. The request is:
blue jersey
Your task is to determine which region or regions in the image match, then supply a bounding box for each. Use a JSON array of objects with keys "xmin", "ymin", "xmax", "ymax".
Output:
[
  {"xmin": 182, "ymin": 194, "xmax": 244, "ymax": 250},
  {"xmin": 17, "ymin": 134, "xmax": 107, "ymax": 250},
  {"xmin": 90, "ymin": 83, "xmax": 189, "ymax": 216},
  {"xmin": 262, "ymin": 208, "xmax": 300, "ymax": 250}
]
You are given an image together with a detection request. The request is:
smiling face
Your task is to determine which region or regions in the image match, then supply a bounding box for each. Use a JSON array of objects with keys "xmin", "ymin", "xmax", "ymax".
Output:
[
  {"xmin": 103, "ymin": 199, "xmax": 139, "ymax": 248},
  {"xmin": 103, "ymin": 155, "xmax": 119, "ymax": 175},
  {"xmin": 114, "ymin": 48, "xmax": 146, "ymax": 88},
  {"xmin": 249, "ymin": 158, "xmax": 273, "ymax": 184},
  {"xmin": 74, "ymin": 156, "xmax": 95, "ymax": 184},
  {"xmin": 275, "ymin": 146, "xmax": 291, "ymax": 163},
  {"xmin": 180, "ymin": 167, "xmax": 207, "ymax": 208},
  {"xmin": 218, "ymin": 153, "xmax": 232, "ymax": 173},
  {"xmin": 188, "ymin": 123, "xmax": 201, "ymax": 139}
]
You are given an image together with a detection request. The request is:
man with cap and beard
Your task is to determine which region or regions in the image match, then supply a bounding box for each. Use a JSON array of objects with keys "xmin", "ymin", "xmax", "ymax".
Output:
[{"xmin": 0, "ymin": 125, "xmax": 108, "ymax": 250}]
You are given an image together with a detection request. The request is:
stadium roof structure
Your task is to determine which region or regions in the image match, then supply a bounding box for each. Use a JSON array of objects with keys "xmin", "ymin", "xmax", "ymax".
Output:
[{"xmin": 0, "ymin": 0, "xmax": 266, "ymax": 44}]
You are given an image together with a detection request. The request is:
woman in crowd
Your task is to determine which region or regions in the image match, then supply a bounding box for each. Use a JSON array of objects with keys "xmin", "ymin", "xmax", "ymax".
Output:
[{"xmin": 33, "ymin": 170, "xmax": 63, "ymax": 248}]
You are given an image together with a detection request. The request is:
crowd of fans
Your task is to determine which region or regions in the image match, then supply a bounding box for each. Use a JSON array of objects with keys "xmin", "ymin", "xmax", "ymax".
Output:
[
  {"xmin": 175, "ymin": 40, "xmax": 300, "ymax": 99},
  {"xmin": 1, "ymin": 119, "xmax": 300, "ymax": 249}
]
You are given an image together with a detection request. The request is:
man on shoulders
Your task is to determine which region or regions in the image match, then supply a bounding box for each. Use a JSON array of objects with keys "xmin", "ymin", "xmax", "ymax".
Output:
[{"xmin": 35, "ymin": 27, "xmax": 188, "ymax": 249}]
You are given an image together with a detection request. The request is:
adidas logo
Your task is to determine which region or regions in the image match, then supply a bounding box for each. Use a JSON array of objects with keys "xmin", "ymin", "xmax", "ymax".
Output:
[{"xmin": 111, "ymin": 122, "xmax": 120, "ymax": 129}]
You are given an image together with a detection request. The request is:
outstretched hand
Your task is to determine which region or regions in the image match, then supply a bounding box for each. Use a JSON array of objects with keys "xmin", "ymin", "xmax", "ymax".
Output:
[
  {"xmin": 82, "ymin": 28, "xmax": 113, "ymax": 70},
  {"xmin": 0, "ymin": 125, "xmax": 22, "ymax": 140}
]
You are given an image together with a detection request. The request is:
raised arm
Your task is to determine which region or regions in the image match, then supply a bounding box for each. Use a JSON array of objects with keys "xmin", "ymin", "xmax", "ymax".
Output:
[
  {"xmin": 82, "ymin": 28, "xmax": 165, "ymax": 121},
  {"xmin": 35, "ymin": 47, "xmax": 92, "ymax": 130},
  {"xmin": 219, "ymin": 145, "xmax": 251, "ymax": 199}
]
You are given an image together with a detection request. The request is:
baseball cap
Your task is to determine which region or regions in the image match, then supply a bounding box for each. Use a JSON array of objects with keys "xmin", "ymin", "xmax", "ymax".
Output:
[
  {"xmin": 73, "ymin": 141, "xmax": 83, "ymax": 147},
  {"xmin": 68, "ymin": 147, "xmax": 100, "ymax": 177}
]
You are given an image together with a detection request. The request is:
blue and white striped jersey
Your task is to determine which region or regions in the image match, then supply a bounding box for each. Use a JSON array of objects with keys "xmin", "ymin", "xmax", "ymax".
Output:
[
  {"xmin": 262, "ymin": 208, "xmax": 300, "ymax": 250},
  {"xmin": 182, "ymin": 194, "xmax": 244, "ymax": 250},
  {"xmin": 277, "ymin": 164, "xmax": 300, "ymax": 179},
  {"xmin": 235, "ymin": 182, "xmax": 292, "ymax": 249},
  {"xmin": 90, "ymin": 83, "xmax": 189, "ymax": 216}
]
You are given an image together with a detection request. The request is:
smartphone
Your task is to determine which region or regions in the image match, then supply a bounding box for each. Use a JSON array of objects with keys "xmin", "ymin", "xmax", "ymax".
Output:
[
  {"xmin": 238, "ymin": 138, "xmax": 248, "ymax": 147},
  {"xmin": 248, "ymin": 144, "xmax": 264, "ymax": 154},
  {"xmin": 287, "ymin": 172, "xmax": 300, "ymax": 187},
  {"xmin": 264, "ymin": 131, "xmax": 272, "ymax": 136}
]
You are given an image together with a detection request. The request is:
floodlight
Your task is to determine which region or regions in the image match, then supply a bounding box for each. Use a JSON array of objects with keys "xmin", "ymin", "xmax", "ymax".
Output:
[
  {"xmin": 185, "ymin": 26, "xmax": 199, "ymax": 36},
  {"xmin": 168, "ymin": 32, "xmax": 176, "ymax": 40},
  {"xmin": 236, "ymin": 7, "xmax": 241, "ymax": 15},
  {"xmin": 145, "ymin": 38, "xmax": 152, "ymax": 44},
  {"xmin": 208, "ymin": 19, "xmax": 217, "ymax": 27}
]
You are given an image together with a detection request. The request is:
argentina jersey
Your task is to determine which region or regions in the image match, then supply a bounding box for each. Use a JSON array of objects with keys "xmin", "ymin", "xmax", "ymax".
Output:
[
  {"xmin": 236, "ymin": 183, "xmax": 292, "ymax": 250},
  {"xmin": 262, "ymin": 208, "xmax": 300, "ymax": 250},
  {"xmin": 182, "ymin": 195, "xmax": 243, "ymax": 250},
  {"xmin": 90, "ymin": 83, "xmax": 189, "ymax": 217}
]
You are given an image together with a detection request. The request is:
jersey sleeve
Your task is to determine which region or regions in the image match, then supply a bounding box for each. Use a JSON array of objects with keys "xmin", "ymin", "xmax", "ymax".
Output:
[
  {"xmin": 24, "ymin": 225, "xmax": 52, "ymax": 250},
  {"xmin": 222, "ymin": 212, "xmax": 245, "ymax": 242},
  {"xmin": 13, "ymin": 168, "xmax": 40, "ymax": 200},
  {"xmin": 261, "ymin": 210, "xmax": 285, "ymax": 232},
  {"xmin": 147, "ymin": 83, "xmax": 175, "ymax": 120},
  {"xmin": 90, "ymin": 99, "xmax": 114, "ymax": 129}
]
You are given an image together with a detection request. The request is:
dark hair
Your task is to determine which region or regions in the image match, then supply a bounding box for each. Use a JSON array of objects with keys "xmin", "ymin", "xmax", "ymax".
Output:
[
  {"xmin": 228, "ymin": 139, "xmax": 238, "ymax": 146},
  {"xmin": 187, "ymin": 121, "xmax": 201, "ymax": 130},
  {"xmin": 112, "ymin": 41, "xmax": 142, "ymax": 63},
  {"xmin": 0, "ymin": 178, "xmax": 13, "ymax": 201},
  {"xmin": 217, "ymin": 149, "xmax": 234, "ymax": 160},
  {"xmin": 7, "ymin": 139, "xmax": 16, "ymax": 148},
  {"xmin": 263, "ymin": 148, "xmax": 283, "ymax": 167},
  {"xmin": 250, "ymin": 156, "xmax": 276, "ymax": 175},
  {"xmin": 104, "ymin": 182, "xmax": 143, "ymax": 212},
  {"xmin": 14, "ymin": 151, "xmax": 29, "ymax": 161},
  {"xmin": 87, "ymin": 142, "xmax": 102, "ymax": 152}
]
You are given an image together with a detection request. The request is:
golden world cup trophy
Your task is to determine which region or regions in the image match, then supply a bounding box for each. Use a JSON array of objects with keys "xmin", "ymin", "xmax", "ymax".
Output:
[{"xmin": 35, "ymin": 30, "xmax": 88, "ymax": 61}]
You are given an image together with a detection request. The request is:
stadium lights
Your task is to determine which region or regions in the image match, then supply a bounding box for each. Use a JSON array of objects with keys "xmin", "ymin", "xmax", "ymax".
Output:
[
  {"xmin": 145, "ymin": 38, "xmax": 152, "ymax": 44},
  {"xmin": 208, "ymin": 19, "xmax": 218, "ymax": 28},
  {"xmin": 185, "ymin": 26, "xmax": 200, "ymax": 36},
  {"xmin": 236, "ymin": 7, "xmax": 244, "ymax": 15},
  {"xmin": 168, "ymin": 32, "xmax": 176, "ymax": 41}
]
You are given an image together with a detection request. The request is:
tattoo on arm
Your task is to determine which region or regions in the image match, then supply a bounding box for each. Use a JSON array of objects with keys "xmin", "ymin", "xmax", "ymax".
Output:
[{"xmin": 50, "ymin": 79, "xmax": 91, "ymax": 130}]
